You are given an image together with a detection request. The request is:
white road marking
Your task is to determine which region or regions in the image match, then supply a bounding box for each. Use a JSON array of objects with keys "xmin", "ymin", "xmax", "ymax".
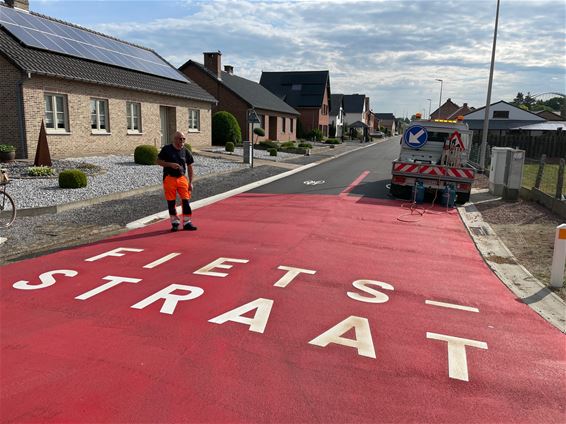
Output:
[
  {"xmin": 425, "ymin": 300, "xmax": 479, "ymax": 313},
  {"xmin": 143, "ymin": 253, "xmax": 181, "ymax": 269}
]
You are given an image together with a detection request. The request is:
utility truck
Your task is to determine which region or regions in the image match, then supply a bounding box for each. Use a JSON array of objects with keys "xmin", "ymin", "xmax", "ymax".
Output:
[{"xmin": 390, "ymin": 117, "xmax": 475, "ymax": 204}]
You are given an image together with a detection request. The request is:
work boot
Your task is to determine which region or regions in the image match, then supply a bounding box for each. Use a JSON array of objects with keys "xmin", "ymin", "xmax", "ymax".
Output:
[
  {"xmin": 183, "ymin": 222, "xmax": 198, "ymax": 231},
  {"xmin": 171, "ymin": 222, "xmax": 179, "ymax": 232}
]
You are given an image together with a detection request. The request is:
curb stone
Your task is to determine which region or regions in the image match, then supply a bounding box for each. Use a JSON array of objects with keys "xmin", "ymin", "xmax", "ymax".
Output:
[{"xmin": 459, "ymin": 189, "xmax": 565, "ymax": 333}]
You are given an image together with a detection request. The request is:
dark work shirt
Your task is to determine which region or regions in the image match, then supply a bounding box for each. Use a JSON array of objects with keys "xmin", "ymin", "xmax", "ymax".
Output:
[{"xmin": 158, "ymin": 144, "xmax": 194, "ymax": 180}]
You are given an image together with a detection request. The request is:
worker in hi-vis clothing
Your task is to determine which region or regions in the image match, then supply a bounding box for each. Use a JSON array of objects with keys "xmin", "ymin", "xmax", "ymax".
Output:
[{"xmin": 156, "ymin": 131, "xmax": 197, "ymax": 232}]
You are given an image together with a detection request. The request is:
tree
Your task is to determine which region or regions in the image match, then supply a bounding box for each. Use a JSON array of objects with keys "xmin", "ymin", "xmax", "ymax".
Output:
[
  {"xmin": 512, "ymin": 92, "xmax": 525, "ymax": 107},
  {"xmin": 524, "ymin": 92, "xmax": 535, "ymax": 109},
  {"xmin": 212, "ymin": 111, "xmax": 241, "ymax": 146}
]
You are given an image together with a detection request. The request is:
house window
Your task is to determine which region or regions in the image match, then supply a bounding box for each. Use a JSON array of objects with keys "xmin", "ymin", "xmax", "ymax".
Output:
[
  {"xmin": 44, "ymin": 93, "xmax": 68, "ymax": 132},
  {"xmin": 90, "ymin": 98, "xmax": 109, "ymax": 132},
  {"xmin": 493, "ymin": 110, "xmax": 509, "ymax": 119},
  {"xmin": 282, "ymin": 117, "xmax": 286, "ymax": 133},
  {"xmin": 189, "ymin": 109, "xmax": 200, "ymax": 131},
  {"xmin": 290, "ymin": 118, "xmax": 294, "ymax": 133},
  {"xmin": 126, "ymin": 102, "xmax": 142, "ymax": 132}
]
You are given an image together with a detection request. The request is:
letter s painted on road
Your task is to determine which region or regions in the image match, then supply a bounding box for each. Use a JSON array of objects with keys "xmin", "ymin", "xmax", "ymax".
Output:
[
  {"xmin": 347, "ymin": 280, "xmax": 394, "ymax": 304},
  {"xmin": 12, "ymin": 269, "xmax": 78, "ymax": 290}
]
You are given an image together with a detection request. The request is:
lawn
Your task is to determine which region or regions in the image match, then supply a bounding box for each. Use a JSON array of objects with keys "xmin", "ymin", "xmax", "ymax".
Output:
[{"xmin": 522, "ymin": 163, "xmax": 565, "ymax": 197}]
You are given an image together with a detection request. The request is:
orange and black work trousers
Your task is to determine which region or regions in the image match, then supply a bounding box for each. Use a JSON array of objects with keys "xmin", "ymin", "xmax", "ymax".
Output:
[{"xmin": 163, "ymin": 175, "xmax": 192, "ymax": 221}]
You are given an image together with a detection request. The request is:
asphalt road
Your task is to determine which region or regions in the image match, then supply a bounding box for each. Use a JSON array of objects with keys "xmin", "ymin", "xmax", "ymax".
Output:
[{"xmin": 252, "ymin": 137, "xmax": 400, "ymax": 198}]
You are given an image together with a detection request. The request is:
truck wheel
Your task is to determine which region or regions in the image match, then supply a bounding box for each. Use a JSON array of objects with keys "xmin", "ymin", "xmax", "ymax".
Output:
[
  {"xmin": 456, "ymin": 192, "xmax": 470, "ymax": 204},
  {"xmin": 390, "ymin": 183, "xmax": 409, "ymax": 199}
]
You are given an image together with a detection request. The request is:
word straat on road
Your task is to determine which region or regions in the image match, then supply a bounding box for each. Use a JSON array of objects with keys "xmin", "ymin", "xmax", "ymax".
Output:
[{"xmin": 11, "ymin": 246, "xmax": 488, "ymax": 382}]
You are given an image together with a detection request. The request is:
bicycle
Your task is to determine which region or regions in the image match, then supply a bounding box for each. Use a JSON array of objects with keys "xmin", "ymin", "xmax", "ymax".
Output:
[{"xmin": 0, "ymin": 169, "xmax": 16, "ymax": 228}]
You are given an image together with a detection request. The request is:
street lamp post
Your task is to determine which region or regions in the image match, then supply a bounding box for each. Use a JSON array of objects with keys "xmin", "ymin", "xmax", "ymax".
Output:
[
  {"xmin": 479, "ymin": 0, "xmax": 501, "ymax": 171},
  {"xmin": 427, "ymin": 99, "xmax": 432, "ymax": 119},
  {"xmin": 435, "ymin": 79, "xmax": 443, "ymax": 112}
]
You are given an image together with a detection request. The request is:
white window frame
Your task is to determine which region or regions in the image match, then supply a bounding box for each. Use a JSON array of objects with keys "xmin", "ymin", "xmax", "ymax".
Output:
[
  {"xmin": 44, "ymin": 93, "xmax": 69, "ymax": 133},
  {"xmin": 126, "ymin": 102, "xmax": 142, "ymax": 133},
  {"xmin": 188, "ymin": 109, "xmax": 200, "ymax": 132},
  {"xmin": 90, "ymin": 98, "xmax": 110, "ymax": 133}
]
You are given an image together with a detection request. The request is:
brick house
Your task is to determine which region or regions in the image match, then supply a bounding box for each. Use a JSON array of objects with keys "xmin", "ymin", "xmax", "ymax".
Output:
[
  {"xmin": 374, "ymin": 113, "xmax": 397, "ymax": 135},
  {"xmin": 179, "ymin": 52, "xmax": 300, "ymax": 143},
  {"xmin": 430, "ymin": 98, "xmax": 460, "ymax": 120},
  {"xmin": 0, "ymin": 0, "xmax": 215, "ymax": 159},
  {"xmin": 259, "ymin": 71, "xmax": 331, "ymax": 138}
]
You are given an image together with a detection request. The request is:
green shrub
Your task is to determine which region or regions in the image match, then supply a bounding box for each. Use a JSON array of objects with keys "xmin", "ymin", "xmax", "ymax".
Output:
[
  {"xmin": 325, "ymin": 138, "xmax": 341, "ymax": 145},
  {"xmin": 212, "ymin": 111, "xmax": 242, "ymax": 145},
  {"xmin": 280, "ymin": 141, "xmax": 295, "ymax": 149},
  {"xmin": 0, "ymin": 144, "xmax": 15, "ymax": 152},
  {"xmin": 225, "ymin": 142, "xmax": 235, "ymax": 152},
  {"xmin": 307, "ymin": 128, "xmax": 323, "ymax": 141},
  {"xmin": 134, "ymin": 145, "xmax": 158, "ymax": 165},
  {"xmin": 59, "ymin": 169, "xmax": 87, "ymax": 189},
  {"xmin": 257, "ymin": 140, "xmax": 279, "ymax": 150},
  {"xmin": 268, "ymin": 148, "xmax": 278, "ymax": 156},
  {"xmin": 253, "ymin": 127, "xmax": 265, "ymax": 137},
  {"xmin": 185, "ymin": 144, "xmax": 192, "ymax": 153},
  {"xmin": 27, "ymin": 166, "xmax": 54, "ymax": 177},
  {"xmin": 298, "ymin": 142, "xmax": 312, "ymax": 149},
  {"xmin": 280, "ymin": 147, "xmax": 307, "ymax": 154}
]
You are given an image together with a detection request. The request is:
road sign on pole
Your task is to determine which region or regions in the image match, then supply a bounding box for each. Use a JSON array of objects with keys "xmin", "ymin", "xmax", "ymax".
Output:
[{"xmin": 247, "ymin": 109, "xmax": 260, "ymax": 124}]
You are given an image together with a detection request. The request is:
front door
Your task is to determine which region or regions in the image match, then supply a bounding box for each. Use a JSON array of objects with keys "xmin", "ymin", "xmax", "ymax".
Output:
[{"xmin": 160, "ymin": 106, "xmax": 169, "ymax": 146}]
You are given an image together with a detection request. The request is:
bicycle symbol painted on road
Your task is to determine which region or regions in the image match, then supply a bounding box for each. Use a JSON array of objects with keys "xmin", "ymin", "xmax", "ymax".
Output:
[{"xmin": 303, "ymin": 180, "xmax": 326, "ymax": 186}]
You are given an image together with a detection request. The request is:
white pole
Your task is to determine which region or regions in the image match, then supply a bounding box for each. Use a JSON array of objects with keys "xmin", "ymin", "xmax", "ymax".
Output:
[{"xmin": 550, "ymin": 224, "xmax": 566, "ymax": 288}]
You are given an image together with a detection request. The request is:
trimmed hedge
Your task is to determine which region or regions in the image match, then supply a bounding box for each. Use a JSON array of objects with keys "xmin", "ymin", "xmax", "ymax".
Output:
[
  {"xmin": 256, "ymin": 140, "xmax": 279, "ymax": 150},
  {"xmin": 268, "ymin": 148, "xmax": 278, "ymax": 156},
  {"xmin": 225, "ymin": 142, "xmax": 235, "ymax": 152},
  {"xmin": 134, "ymin": 145, "xmax": 158, "ymax": 165},
  {"xmin": 298, "ymin": 142, "xmax": 312, "ymax": 149},
  {"xmin": 253, "ymin": 127, "xmax": 265, "ymax": 137},
  {"xmin": 280, "ymin": 141, "xmax": 295, "ymax": 149},
  {"xmin": 280, "ymin": 147, "xmax": 307, "ymax": 154},
  {"xmin": 325, "ymin": 138, "xmax": 341, "ymax": 145},
  {"xmin": 212, "ymin": 111, "xmax": 242, "ymax": 145},
  {"xmin": 27, "ymin": 166, "xmax": 54, "ymax": 177},
  {"xmin": 59, "ymin": 169, "xmax": 87, "ymax": 188}
]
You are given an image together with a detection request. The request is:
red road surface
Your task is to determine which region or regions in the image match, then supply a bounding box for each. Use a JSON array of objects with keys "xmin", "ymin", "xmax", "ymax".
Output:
[{"xmin": 1, "ymin": 194, "xmax": 565, "ymax": 423}]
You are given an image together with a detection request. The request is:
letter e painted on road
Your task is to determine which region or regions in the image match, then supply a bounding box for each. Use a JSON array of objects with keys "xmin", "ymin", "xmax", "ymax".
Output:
[
  {"xmin": 194, "ymin": 257, "xmax": 249, "ymax": 278},
  {"xmin": 427, "ymin": 332, "xmax": 488, "ymax": 382},
  {"xmin": 131, "ymin": 284, "xmax": 204, "ymax": 315},
  {"xmin": 309, "ymin": 316, "xmax": 376, "ymax": 359},
  {"xmin": 347, "ymin": 280, "xmax": 394, "ymax": 303},
  {"xmin": 13, "ymin": 269, "xmax": 78, "ymax": 290},
  {"xmin": 273, "ymin": 265, "xmax": 317, "ymax": 288},
  {"xmin": 208, "ymin": 298, "xmax": 273, "ymax": 333},
  {"xmin": 85, "ymin": 247, "xmax": 143, "ymax": 262}
]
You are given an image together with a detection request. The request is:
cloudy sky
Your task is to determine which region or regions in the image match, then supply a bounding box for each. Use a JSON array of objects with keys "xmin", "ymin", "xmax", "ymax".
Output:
[{"xmin": 31, "ymin": 0, "xmax": 565, "ymax": 117}]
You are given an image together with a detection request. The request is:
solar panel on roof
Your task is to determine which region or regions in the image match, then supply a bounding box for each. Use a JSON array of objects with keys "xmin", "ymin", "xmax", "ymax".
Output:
[{"xmin": 0, "ymin": 6, "xmax": 187, "ymax": 82}]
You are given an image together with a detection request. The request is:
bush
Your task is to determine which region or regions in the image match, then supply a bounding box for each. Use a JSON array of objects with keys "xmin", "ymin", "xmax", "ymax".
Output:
[
  {"xmin": 185, "ymin": 144, "xmax": 192, "ymax": 153},
  {"xmin": 325, "ymin": 138, "xmax": 341, "ymax": 145},
  {"xmin": 212, "ymin": 111, "xmax": 242, "ymax": 145},
  {"xmin": 225, "ymin": 142, "xmax": 235, "ymax": 152},
  {"xmin": 0, "ymin": 144, "xmax": 15, "ymax": 152},
  {"xmin": 253, "ymin": 127, "xmax": 265, "ymax": 138},
  {"xmin": 27, "ymin": 166, "xmax": 54, "ymax": 177},
  {"xmin": 257, "ymin": 140, "xmax": 279, "ymax": 150},
  {"xmin": 280, "ymin": 141, "xmax": 295, "ymax": 149},
  {"xmin": 280, "ymin": 147, "xmax": 307, "ymax": 154},
  {"xmin": 307, "ymin": 128, "xmax": 323, "ymax": 141},
  {"xmin": 298, "ymin": 142, "xmax": 312, "ymax": 149},
  {"xmin": 134, "ymin": 145, "xmax": 158, "ymax": 165},
  {"xmin": 268, "ymin": 148, "xmax": 278, "ymax": 156},
  {"xmin": 59, "ymin": 169, "xmax": 87, "ymax": 189}
]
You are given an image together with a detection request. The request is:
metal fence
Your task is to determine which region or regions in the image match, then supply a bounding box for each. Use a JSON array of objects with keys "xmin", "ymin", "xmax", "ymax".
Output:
[
  {"xmin": 471, "ymin": 132, "xmax": 566, "ymax": 160},
  {"xmin": 525, "ymin": 156, "xmax": 566, "ymax": 199}
]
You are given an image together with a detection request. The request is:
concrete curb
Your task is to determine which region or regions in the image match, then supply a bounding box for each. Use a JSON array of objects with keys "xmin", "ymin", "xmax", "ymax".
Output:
[{"xmin": 458, "ymin": 190, "xmax": 565, "ymax": 333}]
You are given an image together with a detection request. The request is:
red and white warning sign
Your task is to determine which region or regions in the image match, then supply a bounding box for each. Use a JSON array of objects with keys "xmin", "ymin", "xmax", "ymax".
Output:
[{"xmin": 449, "ymin": 130, "xmax": 465, "ymax": 150}]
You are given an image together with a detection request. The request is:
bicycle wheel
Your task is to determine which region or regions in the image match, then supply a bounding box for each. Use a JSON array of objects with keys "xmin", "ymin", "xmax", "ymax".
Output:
[{"xmin": 0, "ymin": 190, "xmax": 16, "ymax": 228}]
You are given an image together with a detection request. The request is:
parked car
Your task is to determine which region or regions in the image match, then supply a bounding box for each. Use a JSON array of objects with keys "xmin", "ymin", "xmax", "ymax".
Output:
[{"xmin": 371, "ymin": 131, "xmax": 385, "ymax": 138}]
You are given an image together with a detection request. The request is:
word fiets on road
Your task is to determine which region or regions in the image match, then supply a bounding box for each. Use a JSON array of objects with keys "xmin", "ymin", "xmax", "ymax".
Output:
[{"xmin": 11, "ymin": 247, "xmax": 488, "ymax": 382}]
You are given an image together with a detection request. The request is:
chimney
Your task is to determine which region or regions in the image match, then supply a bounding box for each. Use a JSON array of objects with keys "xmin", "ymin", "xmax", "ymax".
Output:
[
  {"xmin": 463, "ymin": 103, "xmax": 468, "ymax": 107},
  {"xmin": 204, "ymin": 51, "xmax": 222, "ymax": 79},
  {"xmin": 5, "ymin": 0, "xmax": 29, "ymax": 10},
  {"xmin": 224, "ymin": 65, "xmax": 234, "ymax": 75}
]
